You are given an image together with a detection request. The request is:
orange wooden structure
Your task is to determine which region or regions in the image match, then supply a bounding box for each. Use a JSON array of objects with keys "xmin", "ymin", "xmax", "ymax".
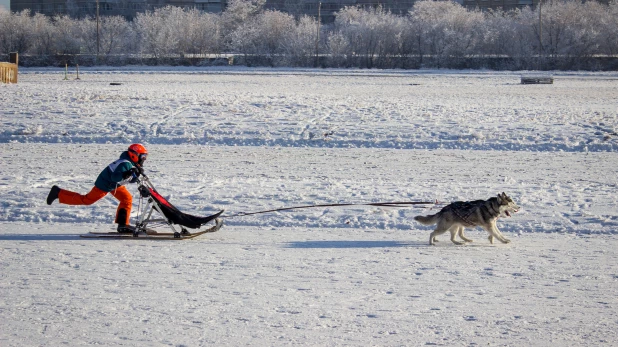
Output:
[{"xmin": 1, "ymin": 53, "xmax": 18, "ymax": 84}]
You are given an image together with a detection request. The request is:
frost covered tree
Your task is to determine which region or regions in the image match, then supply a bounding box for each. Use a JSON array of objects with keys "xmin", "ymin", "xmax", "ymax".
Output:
[
  {"xmin": 1, "ymin": 0, "xmax": 617, "ymax": 69},
  {"xmin": 74, "ymin": 16, "xmax": 97, "ymax": 54},
  {"xmin": 0, "ymin": 10, "xmax": 34, "ymax": 55},
  {"xmin": 226, "ymin": 16, "xmax": 260, "ymax": 65},
  {"xmin": 78, "ymin": 15, "xmax": 138, "ymax": 64},
  {"xmin": 29, "ymin": 13, "xmax": 58, "ymax": 57},
  {"xmin": 372, "ymin": 10, "xmax": 412, "ymax": 68},
  {"xmin": 52, "ymin": 15, "xmax": 81, "ymax": 55},
  {"xmin": 554, "ymin": 1, "xmax": 604, "ymax": 68},
  {"xmin": 168, "ymin": 8, "xmax": 200, "ymax": 56},
  {"xmin": 518, "ymin": 0, "xmax": 608, "ymax": 69},
  {"xmin": 185, "ymin": 11, "xmax": 222, "ymax": 56},
  {"xmin": 481, "ymin": 9, "xmax": 537, "ymax": 69},
  {"xmin": 331, "ymin": 6, "xmax": 408, "ymax": 68},
  {"xmin": 409, "ymin": 0, "xmax": 484, "ymax": 68},
  {"xmin": 598, "ymin": 0, "xmax": 618, "ymax": 55},
  {"xmin": 135, "ymin": 7, "xmax": 222, "ymax": 59},
  {"xmin": 134, "ymin": 6, "xmax": 184, "ymax": 62},
  {"xmin": 101, "ymin": 17, "xmax": 136, "ymax": 58},
  {"xmin": 326, "ymin": 31, "xmax": 351, "ymax": 68},
  {"xmin": 253, "ymin": 10, "xmax": 296, "ymax": 66},
  {"xmin": 221, "ymin": 0, "xmax": 265, "ymax": 46},
  {"xmin": 227, "ymin": 9, "xmax": 296, "ymax": 66},
  {"xmin": 280, "ymin": 15, "xmax": 321, "ymax": 67}
]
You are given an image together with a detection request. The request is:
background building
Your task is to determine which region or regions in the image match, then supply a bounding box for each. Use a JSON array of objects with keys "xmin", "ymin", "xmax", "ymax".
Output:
[
  {"xmin": 462, "ymin": 0, "xmax": 611, "ymax": 11},
  {"xmin": 10, "ymin": 0, "xmax": 225, "ymax": 18},
  {"xmin": 461, "ymin": 0, "xmax": 533, "ymax": 11},
  {"xmin": 14, "ymin": 0, "xmax": 610, "ymax": 22},
  {"xmin": 10, "ymin": 0, "xmax": 421, "ymax": 21},
  {"xmin": 264, "ymin": 0, "xmax": 417, "ymax": 22}
]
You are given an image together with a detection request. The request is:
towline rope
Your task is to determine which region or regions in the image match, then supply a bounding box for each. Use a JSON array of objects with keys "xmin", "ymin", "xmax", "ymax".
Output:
[{"xmin": 222, "ymin": 201, "xmax": 438, "ymax": 218}]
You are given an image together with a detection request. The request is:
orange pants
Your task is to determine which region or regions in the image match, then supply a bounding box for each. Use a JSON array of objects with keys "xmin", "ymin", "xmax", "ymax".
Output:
[{"xmin": 58, "ymin": 186, "xmax": 133, "ymax": 225}]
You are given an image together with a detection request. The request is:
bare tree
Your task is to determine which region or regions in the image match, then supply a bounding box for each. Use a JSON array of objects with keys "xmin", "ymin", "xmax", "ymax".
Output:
[
  {"xmin": 599, "ymin": 0, "xmax": 618, "ymax": 55},
  {"xmin": 221, "ymin": 0, "xmax": 265, "ymax": 47},
  {"xmin": 326, "ymin": 31, "xmax": 351, "ymax": 68},
  {"xmin": 30, "ymin": 13, "xmax": 58, "ymax": 57},
  {"xmin": 52, "ymin": 15, "xmax": 81, "ymax": 55},
  {"xmin": 254, "ymin": 10, "xmax": 296, "ymax": 66},
  {"xmin": 1, "ymin": 0, "xmax": 616, "ymax": 69},
  {"xmin": 281, "ymin": 15, "xmax": 321, "ymax": 67},
  {"xmin": 409, "ymin": 0, "xmax": 483, "ymax": 68},
  {"xmin": 134, "ymin": 6, "xmax": 182, "ymax": 63},
  {"xmin": 99, "ymin": 16, "xmax": 136, "ymax": 64},
  {"xmin": 181, "ymin": 10, "xmax": 222, "ymax": 56},
  {"xmin": 0, "ymin": 10, "xmax": 34, "ymax": 55}
]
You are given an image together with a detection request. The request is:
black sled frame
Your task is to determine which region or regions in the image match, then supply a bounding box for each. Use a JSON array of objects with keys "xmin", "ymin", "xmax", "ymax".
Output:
[{"xmin": 132, "ymin": 174, "xmax": 223, "ymax": 238}]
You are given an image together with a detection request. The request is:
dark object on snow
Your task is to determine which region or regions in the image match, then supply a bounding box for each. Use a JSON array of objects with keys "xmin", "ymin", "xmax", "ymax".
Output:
[
  {"xmin": 521, "ymin": 76, "xmax": 553, "ymax": 84},
  {"xmin": 110, "ymin": 82, "xmax": 122, "ymax": 86}
]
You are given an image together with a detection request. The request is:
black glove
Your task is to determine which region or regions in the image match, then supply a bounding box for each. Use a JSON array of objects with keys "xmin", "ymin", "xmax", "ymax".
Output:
[{"xmin": 122, "ymin": 167, "xmax": 140, "ymax": 183}]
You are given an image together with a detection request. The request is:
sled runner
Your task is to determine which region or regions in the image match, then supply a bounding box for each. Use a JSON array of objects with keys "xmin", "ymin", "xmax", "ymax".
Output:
[
  {"xmin": 82, "ymin": 169, "xmax": 223, "ymax": 240},
  {"xmin": 81, "ymin": 218, "xmax": 223, "ymax": 240}
]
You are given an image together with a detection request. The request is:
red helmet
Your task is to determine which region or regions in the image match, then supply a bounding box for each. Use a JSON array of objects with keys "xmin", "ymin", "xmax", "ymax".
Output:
[{"xmin": 128, "ymin": 143, "xmax": 148, "ymax": 165}]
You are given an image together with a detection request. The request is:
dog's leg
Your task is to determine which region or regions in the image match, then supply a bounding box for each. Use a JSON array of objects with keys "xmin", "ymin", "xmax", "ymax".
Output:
[
  {"xmin": 458, "ymin": 227, "xmax": 473, "ymax": 243},
  {"xmin": 494, "ymin": 226, "xmax": 511, "ymax": 244},
  {"xmin": 491, "ymin": 223, "xmax": 511, "ymax": 244},
  {"xmin": 485, "ymin": 223, "xmax": 510, "ymax": 244},
  {"xmin": 429, "ymin": 225, "xmax": 449, "ymax": 246},
  {"xmin": 448, "ymin": 226, "xmax": 464, "ymax": 245}
]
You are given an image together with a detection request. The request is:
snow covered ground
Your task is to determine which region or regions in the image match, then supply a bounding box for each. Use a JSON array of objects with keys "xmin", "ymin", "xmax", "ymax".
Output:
[{"xmin": 1, "ymin": 68, "xmax": 617, "ymax": 346}]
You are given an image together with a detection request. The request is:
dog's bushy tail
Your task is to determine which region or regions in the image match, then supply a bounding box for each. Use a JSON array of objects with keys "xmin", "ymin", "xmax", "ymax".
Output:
[{"xmin": 414, "ymin": 214, "xmax": 439, "ymax": 225}]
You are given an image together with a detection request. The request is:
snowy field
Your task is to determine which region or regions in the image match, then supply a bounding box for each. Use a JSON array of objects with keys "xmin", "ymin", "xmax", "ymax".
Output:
[{"xmin": 1, "ymin": 68, "xmax": 617, "ymax": 346}]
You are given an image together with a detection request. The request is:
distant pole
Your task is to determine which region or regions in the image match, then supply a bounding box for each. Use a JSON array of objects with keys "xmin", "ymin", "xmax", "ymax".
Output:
[
  {"xmin": 96, "ymin": 0, "xmax": 100, "ymax": 64},
  {"xmin": 538, "ymin": 0, "xmax": 542, "ymax": 71},
  {"xmin": 315, "ymin": 2, "xmax": 321, "ymax": 68}
]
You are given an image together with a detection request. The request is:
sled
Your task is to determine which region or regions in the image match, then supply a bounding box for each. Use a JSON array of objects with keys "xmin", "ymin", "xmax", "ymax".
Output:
[{"xmin": 82, "ymin": 169, "xmax": 223, "ymax": 239}]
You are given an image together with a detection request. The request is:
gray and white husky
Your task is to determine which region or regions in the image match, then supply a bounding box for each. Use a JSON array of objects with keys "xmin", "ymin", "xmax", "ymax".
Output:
[{"xmin": 414, "ymin": 192, "xmax": 520, "ymax": 246}]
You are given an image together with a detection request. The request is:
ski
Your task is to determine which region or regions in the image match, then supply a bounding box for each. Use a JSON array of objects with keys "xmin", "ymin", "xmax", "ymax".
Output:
[{"xmin": 81, "ymin": 218, "xmax": 223, "ymax": 240}]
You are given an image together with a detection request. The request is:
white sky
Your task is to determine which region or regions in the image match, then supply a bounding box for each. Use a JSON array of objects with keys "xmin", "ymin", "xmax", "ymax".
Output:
[{"xmin": 0, "ymin": 0, "xmax": 9, "ymax": 10}]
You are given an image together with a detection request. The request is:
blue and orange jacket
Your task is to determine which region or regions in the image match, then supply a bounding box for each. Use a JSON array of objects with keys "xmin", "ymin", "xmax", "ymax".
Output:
[{"xmin": 94, "ymin": 151, "xmax": 137, "ymax": 192}]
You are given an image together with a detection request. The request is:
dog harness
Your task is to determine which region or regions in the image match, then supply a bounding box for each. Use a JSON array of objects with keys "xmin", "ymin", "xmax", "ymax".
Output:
[{"xmin": 445, "ymin": 200, "xmax": 499, "ymax": 227}]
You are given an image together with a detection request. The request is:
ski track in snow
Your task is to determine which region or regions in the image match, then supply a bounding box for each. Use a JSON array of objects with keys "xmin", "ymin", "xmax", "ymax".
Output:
[
  {"xmin": 2, "ymin": 144, "xmax": 618, "ymax": 234},
  {"xmin": 2, "ymin": 68, "xmax": 618, "ymax": 152},
  {"xmin": 1, "ymin": 68, "xmax": 617, "ymax": 346}
]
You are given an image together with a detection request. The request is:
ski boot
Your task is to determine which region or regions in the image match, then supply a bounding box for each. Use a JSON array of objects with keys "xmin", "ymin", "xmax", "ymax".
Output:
[{"xmin": 47, "ymin": 185, "xmax": 60, "ymax": 205}]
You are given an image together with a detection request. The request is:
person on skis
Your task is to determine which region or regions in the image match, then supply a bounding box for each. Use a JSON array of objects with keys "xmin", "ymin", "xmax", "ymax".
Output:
[{"xmin": 46, "ymin": 143, "xmax": 148, "ymax": 233}]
